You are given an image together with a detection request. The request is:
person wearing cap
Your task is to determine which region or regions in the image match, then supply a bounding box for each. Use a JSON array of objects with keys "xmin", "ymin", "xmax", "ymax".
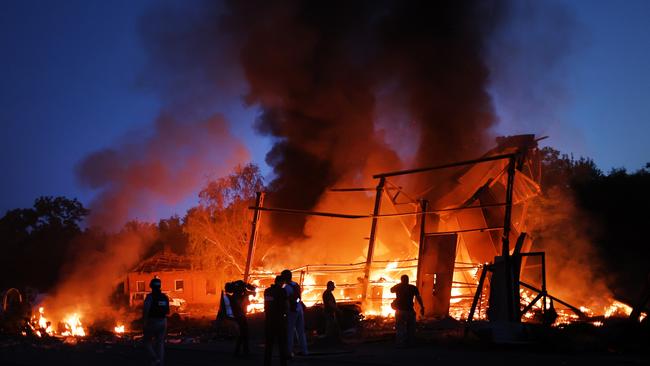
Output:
[
  {"xmin": 143, "ymin": 277, "xmax": 170, "ymax": 366},
  {"xmin": 322, "ymin": 280, "xmax": 341, "ymax": 342}
]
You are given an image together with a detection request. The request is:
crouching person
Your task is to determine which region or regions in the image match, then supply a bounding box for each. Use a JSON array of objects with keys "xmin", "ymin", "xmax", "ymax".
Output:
[{"xmin": 143, "ymin": 277, "xmax": 170, "ymax": 366}]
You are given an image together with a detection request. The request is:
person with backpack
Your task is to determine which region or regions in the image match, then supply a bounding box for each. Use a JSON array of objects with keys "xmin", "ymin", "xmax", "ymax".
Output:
[
  {"xmin": 281, "ymin": 269, "xmax": 308, "ymax": 357},
  {"xmin": 227, "ymin": 280, "xmax": 256, "ymax": 357},
  {"xmin": 143, "ymin": 277, "xmax": 170, "ymax": 365}
]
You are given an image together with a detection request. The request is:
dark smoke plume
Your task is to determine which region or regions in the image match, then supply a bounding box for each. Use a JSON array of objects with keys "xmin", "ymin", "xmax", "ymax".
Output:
[
  {"xmin": 221, "ymin": 0, "xmax": 506, "ymax": 237},
  {"xmin": 137, "ymin": 0, "xmax": 509, "ymax": 239}
]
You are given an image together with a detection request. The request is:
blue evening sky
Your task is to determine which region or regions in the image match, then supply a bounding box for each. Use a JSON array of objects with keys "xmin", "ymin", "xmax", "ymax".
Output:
[{"xmin": 1, "ymin": 0, "xmax": 649, "ymax": 218}]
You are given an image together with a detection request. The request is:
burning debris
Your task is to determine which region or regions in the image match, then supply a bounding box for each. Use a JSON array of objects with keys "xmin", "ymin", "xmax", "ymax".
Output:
[
  {"xmin": 24, "ymin": 307, "xmax": 86, "ymax": 338},
  {"xmin": 26, "ymin": 307, "xmax": 53, "ymax": 338}
]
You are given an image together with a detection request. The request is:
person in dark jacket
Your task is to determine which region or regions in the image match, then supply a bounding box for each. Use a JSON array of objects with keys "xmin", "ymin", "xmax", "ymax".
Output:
[
  {"xmin": 143, "ymin": 277, "xmax": 170, "ymax": 366},
  {"xmin": 322, "ymin": 280, "xmax": 341, "ymax": 342},
  {"xmin": 227, "ymin": 280, "xmax": 256, "ymax": 357},
  {"xmin": 390, "ymin": 275, "xmax": 424, "ymax": 347},
  {"xmin": 281, "ymin": 269, "xmax": 308, "ymax": 357},
  {"xmin": 264, "ymin": 276, "xmax": 288, "ymax": 366}
]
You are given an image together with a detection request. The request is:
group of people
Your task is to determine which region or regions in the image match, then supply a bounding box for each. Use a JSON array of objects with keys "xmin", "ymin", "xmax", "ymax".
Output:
[
  {"xmin": 141, "ymin": 273, "xmax": 424, "ymax": 365},
  {"xmin": 260, "ymin": 270, "xmax": 309, "ymax": 366}
]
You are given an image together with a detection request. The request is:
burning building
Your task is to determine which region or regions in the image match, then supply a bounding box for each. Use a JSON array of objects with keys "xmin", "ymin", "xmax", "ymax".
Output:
[
  {"xmin": 239, "ymin": 134, "xmax": 555, "ymax": 321},
  {"xmin": 124, "ymin": 251, "xmax": 220, "ymax": 308}
]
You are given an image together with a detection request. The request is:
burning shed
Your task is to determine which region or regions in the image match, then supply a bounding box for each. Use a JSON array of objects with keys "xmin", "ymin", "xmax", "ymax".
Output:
[{"xmin": 242, "ymin": 134, "xmax": 568, "ymax": 322}]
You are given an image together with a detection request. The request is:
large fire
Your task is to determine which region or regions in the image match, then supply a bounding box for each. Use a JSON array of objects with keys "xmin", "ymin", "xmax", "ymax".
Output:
[
  {"xmin": 22, "ymin": 138, "xmax": 645, "ymax": 342},
  {"xmin": 235, "ymin": 137, "xmax": 649, "ymax": 326},
  {"xmin": 243, "ymin": 264, "xmax": 643, "ymax": 327}
]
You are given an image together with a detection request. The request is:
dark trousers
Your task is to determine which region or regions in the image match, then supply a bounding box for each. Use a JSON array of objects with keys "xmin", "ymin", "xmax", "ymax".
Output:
[
  {"xmin": 324, "ymin": 311, "xmax": 341, "ymax": 341},
  {"xmin": 264, "ymin": 321, "xmax": 288, "ymax": 366},
  {"xmin": 395, "ymin": 310, "xmax": 416, "ymax": 346},
  {"xmin": 144, "ymin": 318, "xmax": 167, "ymax": 364},
  {"xmin": 234, "ymin": 316, "xmax": 249, "ymax": 355}
]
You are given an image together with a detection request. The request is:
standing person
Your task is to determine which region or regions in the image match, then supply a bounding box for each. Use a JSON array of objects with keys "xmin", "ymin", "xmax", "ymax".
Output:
[
  {"xmin": 281, "ymin": 269, "xmax": 309, "ymax": 357},
  {"xmin": 264, "ymin": 276, "xmax": 289, "ymax": 366},
  {"xmin": 322, "ymin": 280, "xmax": 341, "ymax": 342},
  {"xmin": 390, "ymin": 275, "xmax": 424, "ymax": 347},
  {"xmin": 143, "ymin": 277, "xmax": 170, "ymax": 366},
  {"xmin": 228, "ymin": 280, "xmax": 256, "ymax": 357}
]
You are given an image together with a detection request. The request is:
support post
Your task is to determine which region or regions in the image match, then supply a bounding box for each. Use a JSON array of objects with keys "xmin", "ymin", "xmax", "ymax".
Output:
[
  {"xmin": 415, "ymin": 199, "xmax": 429, "ymax": 287},
  {"xmin": 502, "ymin": 156, "xmax": 517, "ymax": 321},
  {"xmin": 541, "ymin": 252, "xmax": 547, "ymax": 316},
  {"xmin": 243, "ymin": 192, "xmax": 265, "ymax": 283},
  {"xmin": 361, "ymin": 177, "xmax": 386, "ymax": 302},
  {"xmin": 468, "ymin": 264, "xmax": 490, "ymax": 323}
]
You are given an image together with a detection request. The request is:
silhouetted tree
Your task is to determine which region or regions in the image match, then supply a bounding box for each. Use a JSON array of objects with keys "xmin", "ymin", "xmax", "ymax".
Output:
[
  {"xmin": 0, "ymin": 196, "xmax": 88, "ymax": 290},
  {"xmin": 157, "ymin": 215, "xmax": 189, "ymax": 254}
]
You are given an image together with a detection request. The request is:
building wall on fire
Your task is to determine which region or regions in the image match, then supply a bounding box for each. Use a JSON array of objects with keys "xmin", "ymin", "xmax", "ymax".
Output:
[
  {"xmin": 412, "ymin": 135, "xmax": 542, "ymax": 318},
  {"xmin": 125, "ymin": 270, "xmax": 221, "ymax": 306}
]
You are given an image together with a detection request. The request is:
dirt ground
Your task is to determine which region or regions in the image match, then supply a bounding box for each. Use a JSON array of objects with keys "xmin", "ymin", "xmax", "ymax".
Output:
[{"xmin": 2, "ymin": 328, "xmax": 649, "ymax": 366}]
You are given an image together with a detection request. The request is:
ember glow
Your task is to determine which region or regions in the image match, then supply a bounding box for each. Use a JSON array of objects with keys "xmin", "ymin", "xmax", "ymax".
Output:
[
  {"xmin": 60, "ymin": 313, "xmax": 86, "ymax": 337},
  {"xmin": 604, "ymin": 300, "xmax": 633, "ymax": 318},
  {"xmin": 114, "ymin": 324, "xmax": 125, "ymax": 334}
]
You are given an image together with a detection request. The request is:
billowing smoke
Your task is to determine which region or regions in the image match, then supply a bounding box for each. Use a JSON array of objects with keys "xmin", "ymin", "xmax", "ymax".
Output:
[
  {"xmin": 50, "ymin": 0, "xmax": 601, "ymax": 320},
  {"xmin": 216, "ymin": 0, "xmax": 507, "ymax": 238},
  {"xmin": 77, "ymin": 113, "xmax": 247, "ymax": 229},
  {"xmin": 47, "ymin": 2, "xmax": 249, "ymax": 317},
  {"xmin": 527, "ymin": 186, "xmax": 612, "ymax": 310}
]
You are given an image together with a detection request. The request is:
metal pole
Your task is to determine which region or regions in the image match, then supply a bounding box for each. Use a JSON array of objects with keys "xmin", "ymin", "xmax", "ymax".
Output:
[
  {"xmin": 361, "ymin": 177, "xmax": 386, "ymax": 302},
  {"xmin": 415, "ymin": 200, "xmax": 429, "ymax": 287},
  {"xmin": 243, "ymin": 192, "xmax": 265, "ymax": 283},
  {"xmin": 502, "ymin": 156, "xmax": 517, "ymax": 321}
]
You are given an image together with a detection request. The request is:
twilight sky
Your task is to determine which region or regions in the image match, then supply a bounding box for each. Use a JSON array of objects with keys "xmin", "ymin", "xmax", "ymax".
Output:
[{"xmin": 1, "ymin": 0, "xmax": 649, "ymax": 219}]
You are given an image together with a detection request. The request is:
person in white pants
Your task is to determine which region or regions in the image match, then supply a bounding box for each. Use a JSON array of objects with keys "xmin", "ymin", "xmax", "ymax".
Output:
[{"xmin": 281, "ymin": 269, "xmax": 308, "ymax": 357}]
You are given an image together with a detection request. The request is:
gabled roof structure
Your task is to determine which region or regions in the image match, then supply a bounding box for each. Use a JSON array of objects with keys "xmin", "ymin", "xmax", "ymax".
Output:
[{"xmin": 131, "ymin": 252, "xmax": 192, "ymax": 273}]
